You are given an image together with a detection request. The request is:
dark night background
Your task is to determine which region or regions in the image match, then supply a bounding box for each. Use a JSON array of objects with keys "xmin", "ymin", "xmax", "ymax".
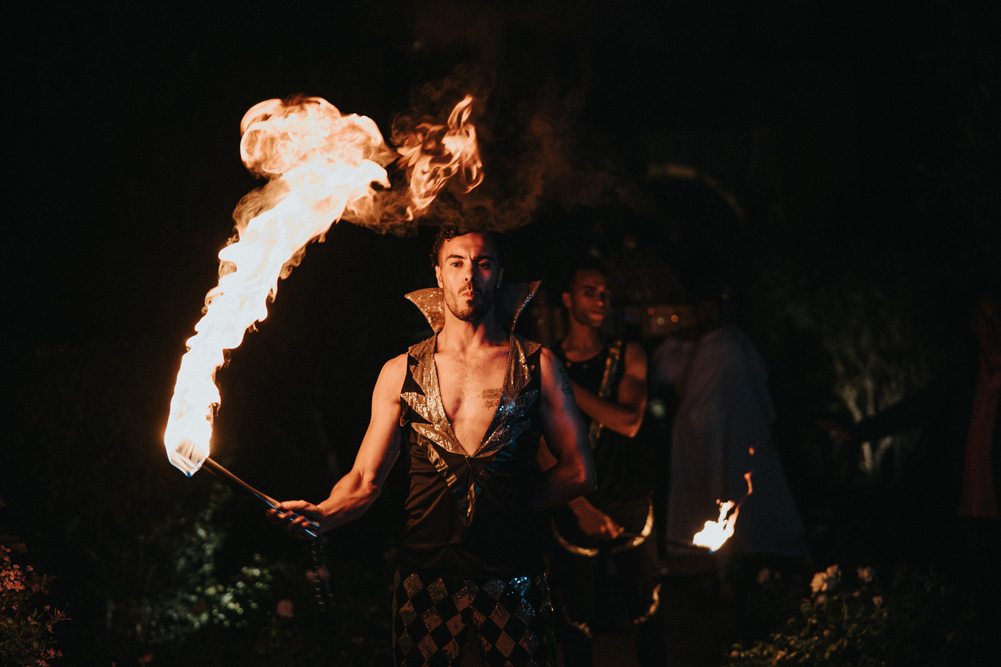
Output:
[{"xmin": 5, "ymin": 1, "xmax": 1000, "ymax": 665}]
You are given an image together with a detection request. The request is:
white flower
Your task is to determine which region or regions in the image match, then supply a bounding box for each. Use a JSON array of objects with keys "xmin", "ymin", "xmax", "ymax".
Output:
[
  {"xmin": 823, "ymin": 565, "xmax": 841, "ymax": 590},
  {"xmin": 810, "ymin": 565, "xmax": 842, "ymax": 595}
]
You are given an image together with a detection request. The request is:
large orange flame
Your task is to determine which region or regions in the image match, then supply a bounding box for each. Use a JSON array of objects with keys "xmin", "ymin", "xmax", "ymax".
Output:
[{"xmin": 164, "ymin": 95, "xmax": 483, "ymax": 475}]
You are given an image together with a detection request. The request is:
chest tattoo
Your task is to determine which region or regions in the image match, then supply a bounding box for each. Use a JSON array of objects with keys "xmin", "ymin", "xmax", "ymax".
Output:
[{"xmin": 481, "ymin": 388, "xmax": 503, "ymax": 409}]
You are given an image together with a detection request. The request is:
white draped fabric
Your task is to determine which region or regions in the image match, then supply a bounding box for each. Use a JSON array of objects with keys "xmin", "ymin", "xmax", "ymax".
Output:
[{"xmin": 658, "ymin": 326, "xmax": 808, "ymax": 558}]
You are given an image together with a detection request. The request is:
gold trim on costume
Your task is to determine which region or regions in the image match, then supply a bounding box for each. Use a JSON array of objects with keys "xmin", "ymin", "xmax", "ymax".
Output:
[
  {"xmin": 399, "ymin": 281, "xmax": 543, "ymax": 522},
  {"xmin": 404, "ymin": 281, "xmax": 541, "ymax": 333},
  {"xmin": 586, "ymin": 338, "xmax": 624, "ymax": 448}
]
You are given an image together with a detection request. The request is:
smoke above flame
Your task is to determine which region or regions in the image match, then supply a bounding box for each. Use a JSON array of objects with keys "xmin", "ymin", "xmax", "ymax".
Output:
[{"xmin": 164, "ymin": 94, "xmax": 483, "ymax": 475}]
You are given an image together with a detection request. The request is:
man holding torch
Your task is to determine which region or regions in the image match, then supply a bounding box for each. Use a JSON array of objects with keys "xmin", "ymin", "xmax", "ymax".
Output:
[
  {"xmin": 270, "ymin": 225, "xmax": 595, "ymax": 666},
  {"xmin": 542, "ymin": 257, "xmax": 666, "ymax": 667}
]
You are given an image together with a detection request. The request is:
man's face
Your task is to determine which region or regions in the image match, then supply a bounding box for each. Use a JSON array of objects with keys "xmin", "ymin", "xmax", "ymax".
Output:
[
  {"xmin": 562, "ymin": 269, "xmax": 610, "ymax": 329},
  {"xmin": 435, "ymin": 233, "xmax": 503, "ymax": 322}
]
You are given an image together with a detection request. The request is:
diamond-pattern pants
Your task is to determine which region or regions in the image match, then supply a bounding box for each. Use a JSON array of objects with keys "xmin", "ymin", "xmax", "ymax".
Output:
[{"xmin": 392, "ymin": 571, "xmax": 556, "ymax": 667}]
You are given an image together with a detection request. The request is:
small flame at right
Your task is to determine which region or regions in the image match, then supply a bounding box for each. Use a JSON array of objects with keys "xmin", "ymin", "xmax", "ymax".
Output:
[{"xmin": 692, "ymin": 448, "xmax": 755, "ymax": 552}]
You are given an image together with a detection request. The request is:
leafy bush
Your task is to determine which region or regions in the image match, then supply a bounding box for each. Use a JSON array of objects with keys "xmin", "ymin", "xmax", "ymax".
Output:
[
  {"xmin": 137, "ymin": 531, "xmax": 396, "ymax": 667},
  {"xmin": 107, "ymin": 485, "xmax": 299, "ymax": 648},
  {"xmin": 726, "ymin": 564, "xmax": 974, "ymax": 666}
]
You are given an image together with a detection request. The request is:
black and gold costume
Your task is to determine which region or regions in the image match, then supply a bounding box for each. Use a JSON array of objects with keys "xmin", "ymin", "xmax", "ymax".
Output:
[{"xmin": 392, "ymin": 283, "xmax": 556, "ymax": 667}]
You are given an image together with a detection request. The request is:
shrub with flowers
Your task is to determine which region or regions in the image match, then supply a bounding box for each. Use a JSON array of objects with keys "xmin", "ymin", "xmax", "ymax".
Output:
[
  {"xmin": 726, "ymin": 563, "xmax": 975, "ymax": 666},
  {"xmin": 1, "ymin": 538, "xmax": 69, "ymax": 666}
]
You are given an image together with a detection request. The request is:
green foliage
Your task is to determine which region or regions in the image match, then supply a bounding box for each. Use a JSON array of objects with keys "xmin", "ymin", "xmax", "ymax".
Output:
[
  {"xmin": 0, "ymin": 518, "xmax": 69, "ymax": 667},
  {"xmin": 154, "ymin": 550, "xmax": 396, "ymax": 667},
  {"xmin": 107, "ymin": 484, "xmax": 297, "ymax": 647},
  {"xmin": 106, "ymin": 482, "xmax": 396, "ymax": 666},
  {"xmin": 726, "ymin": 565, "xmax": 975, "ymax": 666}
]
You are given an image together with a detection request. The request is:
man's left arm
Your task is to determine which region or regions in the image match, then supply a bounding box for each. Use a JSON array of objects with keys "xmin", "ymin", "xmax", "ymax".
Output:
[
  {"xmin": 570, "ymin": 340, "xmax": 648, "ymax": 438},
  {"xmin": 535, "ymin": 347, "xmax": 596, "ymax": 510}
]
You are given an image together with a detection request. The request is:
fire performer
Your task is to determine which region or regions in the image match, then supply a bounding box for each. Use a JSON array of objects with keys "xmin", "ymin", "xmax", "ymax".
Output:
[
  {"xmin": 542, "ymin": 258, "xmax": 667, "ymax": 667},
  {"xmin": 270, "ymin": 225, "xmax": 595, "ymax": 666}
]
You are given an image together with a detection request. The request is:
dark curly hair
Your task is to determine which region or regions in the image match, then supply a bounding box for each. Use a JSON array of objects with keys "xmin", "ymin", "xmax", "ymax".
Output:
[
  {"xmin": 560, "ymin": 256, "xmax": 608, "ymax": 295},
  {"xmin": 430, "ymin": 223, "xmax": 502, "ymax": 269}
]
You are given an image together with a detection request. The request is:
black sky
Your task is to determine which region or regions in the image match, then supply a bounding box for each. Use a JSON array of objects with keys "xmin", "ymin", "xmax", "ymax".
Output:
[{"xmin": 10, "ymin": 0, "xmax": 1000, "ymax": 355}]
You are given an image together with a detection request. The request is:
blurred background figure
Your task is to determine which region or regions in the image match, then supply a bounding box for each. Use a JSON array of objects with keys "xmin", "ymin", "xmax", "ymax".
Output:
[
  {"xmin": 662, "ymin": 287, "xmax": 808, "ymax": 569},
  {"xmin": 648, "ymin": 302, "xmax": 698, "ymax": 556},
  {"xmin": 542, "ymin": 257, "xmax": 667, "ymax": 667}
]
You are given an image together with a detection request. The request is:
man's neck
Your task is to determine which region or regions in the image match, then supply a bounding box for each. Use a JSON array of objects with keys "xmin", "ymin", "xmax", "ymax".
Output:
[
  {"xmin": 560, "ymin": 321, "xmax": 604, "ymax": 361},
  {"xmin": 438, "ymin": 310, "xmax": 507, "ymax": 352}
]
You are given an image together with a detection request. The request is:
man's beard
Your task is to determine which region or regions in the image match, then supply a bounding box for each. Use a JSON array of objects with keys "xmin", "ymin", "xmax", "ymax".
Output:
[{"xmin": 444, "ymin": 285, "xmax": 496, "ymax": 322}]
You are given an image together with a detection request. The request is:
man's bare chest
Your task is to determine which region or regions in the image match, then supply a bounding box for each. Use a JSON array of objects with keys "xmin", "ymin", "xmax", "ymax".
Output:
[{"xmin": 434, "ymin": 349, "xmax": 509, "ymax": 452}]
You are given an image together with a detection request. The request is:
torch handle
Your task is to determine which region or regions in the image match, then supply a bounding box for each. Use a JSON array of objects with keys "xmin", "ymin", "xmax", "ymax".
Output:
[
  {"xmin": 201, "ymin": 457, "xmax": 318, "ymax": 538},
  {"xmin": 202, "ymin": 457, "xmax": 280, "ymax": 509},
  {"xmin": 663, "ymin": 537, "xmax": 710, "ymax": 551}
]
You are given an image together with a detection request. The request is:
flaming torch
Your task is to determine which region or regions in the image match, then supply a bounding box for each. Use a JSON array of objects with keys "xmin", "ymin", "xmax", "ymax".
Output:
[
  {"xmin": 163, "ymin": 95, "xmax": 483, "ymax": 500},
  {"xmin": 692, "ymin": 449, "xmax": 756, "ymax": 552}
]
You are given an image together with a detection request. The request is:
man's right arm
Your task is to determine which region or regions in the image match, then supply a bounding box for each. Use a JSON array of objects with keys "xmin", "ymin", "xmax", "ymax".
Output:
[
  {"xmin": 270, "ymin": 354, "xmax": 406, "ymax": 539},
  {"xmin": 535, "ymin": 347, "xmax": 596, "ymax": 511}
]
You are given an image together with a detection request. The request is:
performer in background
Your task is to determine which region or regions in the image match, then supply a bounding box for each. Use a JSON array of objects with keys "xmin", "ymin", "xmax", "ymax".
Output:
[
  {"xmin": 271, "ymin": 225, "xmax": 595, "ymax": 667},
  {"xmin": 541, "ymin": 257, "xmax": 667, "ymax": 667},
  {"xmin": 665, "ymin": 288, "xmax": 807, "ymax": 567}
]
